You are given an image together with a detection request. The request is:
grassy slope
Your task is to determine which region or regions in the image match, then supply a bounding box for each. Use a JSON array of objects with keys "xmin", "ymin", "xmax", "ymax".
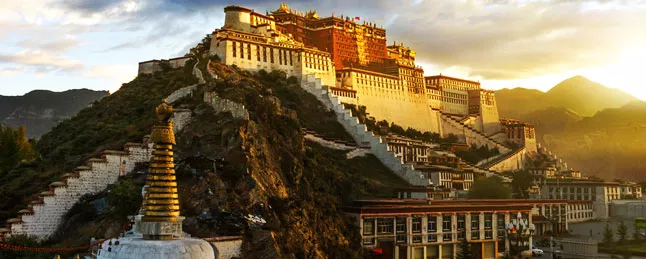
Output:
[{"xmin": 0, "ymin": 65, "xmax": 197, "ymax": 223}]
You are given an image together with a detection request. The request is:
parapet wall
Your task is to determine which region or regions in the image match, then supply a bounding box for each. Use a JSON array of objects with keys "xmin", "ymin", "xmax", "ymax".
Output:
[
  {"xmin": 208, "ymin": 236, "xmax": 243, "ymax": 259},
  {"xmin": 203, "ymin": 92, "xmax": 250, "ymax": 120},
  {"xmin": 439, "ymin": 111, "xmax": 511, "ymax": 154},
  {"xmin": 485, "ymin": 147, "xmax": 528, "ymax": 172},
  {"xmin": 138, "ymin": 56, "xmax": 193, "ymax": 75},
  {"xmin": 166, "ymin": 84, "xmax": 197, "ymax": 104},
  {"xmin": 3, "ymin": 138, "xmax": 153, "ymax": 240}
]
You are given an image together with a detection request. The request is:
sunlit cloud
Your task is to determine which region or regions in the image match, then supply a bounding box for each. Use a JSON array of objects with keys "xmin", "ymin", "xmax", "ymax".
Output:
[
  {"xmin": 0, "ymin": 0, "xmax": 645, "ymax": 98},
  {"xmin": 0, "ymin": 50, "xmax": 84, "ymax": 73}
]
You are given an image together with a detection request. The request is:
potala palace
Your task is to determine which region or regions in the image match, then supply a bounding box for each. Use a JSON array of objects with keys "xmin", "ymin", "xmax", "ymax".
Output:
[{"xmin": 1, "ymin": 3, "xmax": 644, "ymax": 259}]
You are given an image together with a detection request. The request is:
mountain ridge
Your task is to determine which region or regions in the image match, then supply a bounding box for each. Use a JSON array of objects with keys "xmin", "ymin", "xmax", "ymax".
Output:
[
  {"xmin": 0, "ymin": 89, "xmax": 109, "ymax": 138},
  {"xmin": 496, "ymin": 75, "xmax": 638, "ymax": 118}
]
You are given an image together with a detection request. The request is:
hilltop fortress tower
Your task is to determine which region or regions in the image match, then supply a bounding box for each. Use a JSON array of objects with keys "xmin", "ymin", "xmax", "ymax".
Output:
[{"xmin": 209, "ymin": 3, "xmax": 537, "ymax": 165}]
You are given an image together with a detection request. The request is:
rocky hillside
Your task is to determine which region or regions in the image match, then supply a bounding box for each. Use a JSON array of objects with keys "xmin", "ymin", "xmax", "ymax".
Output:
[
  {"xmin": 496, "ymin": 75, "xmax": 637, "ymax": 118},
  {"xmin": 0, "ymin": 59, "xmax": 409, "ymax": 258},
  {"xmin": 0, "ymin": 89, "xmax": 109, "ymax": 138}
]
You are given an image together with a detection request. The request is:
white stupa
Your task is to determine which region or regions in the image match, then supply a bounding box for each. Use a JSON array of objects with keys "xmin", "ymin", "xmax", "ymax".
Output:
[{"xmin": 96, "ymin": 102, "xmax": 215, "ymax": 259}]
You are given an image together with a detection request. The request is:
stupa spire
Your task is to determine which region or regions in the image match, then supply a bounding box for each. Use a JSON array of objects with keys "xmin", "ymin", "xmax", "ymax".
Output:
[{"xmin": 137, "ymin": 100, "xmax": 183, "ymax": 240}]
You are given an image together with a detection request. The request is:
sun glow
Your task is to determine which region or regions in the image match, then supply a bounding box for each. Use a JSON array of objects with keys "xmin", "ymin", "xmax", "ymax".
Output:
[{"xmin": 580, "ymin": 47, "xmax": 646, "ymax": 100}]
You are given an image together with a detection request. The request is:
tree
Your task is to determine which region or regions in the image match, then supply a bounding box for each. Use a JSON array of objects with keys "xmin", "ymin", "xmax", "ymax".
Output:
[
  {"xmin": 0, "ymin": 124, "xmax": 38, "ymax": 174},
  {"xmin": 469, "ymin": 176, "xmax": 512, "ymax": 199},
  {"xmin": 443, "ymin": 133, "xmax": 459, "ymax": 144},
  {"xmin": 603, "ymin": 222, "xmax": 615, "ymax": 244},
  {"xmin": 107, "ymin": 178, "xmax": 143, "ymax": 220},
  {"xmin": 456, "ymin": 229, "xmax": 474, "ymax": 259},
  {"xmin": 511, "ymin": 170, "xmax": 534, "ymax": 198},
  {"xmin": 617, "ymin": 220, "xmax": 628, "ymax": 243}
]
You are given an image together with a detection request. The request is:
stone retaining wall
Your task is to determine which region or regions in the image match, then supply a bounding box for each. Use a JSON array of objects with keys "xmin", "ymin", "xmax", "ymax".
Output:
[
  {"xmin": 203, "ymin": 92, "xmax": 250, "ymax": 120},
  {"xmin": 209, "ymin": 237, "xmax": 243, "ymax": 259},
  {"xmin": 166, "ymin": 84, "xmax": 197, "ymax": 104},
  {"xmin": 3, "ymin": 138, "xmax": 153, "ymax": 240}
]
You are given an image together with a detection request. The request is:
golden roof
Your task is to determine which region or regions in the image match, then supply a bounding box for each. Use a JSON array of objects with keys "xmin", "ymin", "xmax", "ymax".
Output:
[
  {"xmin": 306, "ymin": 9, "xmax": 319, "ymax": 19},
  {"xmin": 278, "ymin": 2, "xmax": 290, "ymax": 12}
]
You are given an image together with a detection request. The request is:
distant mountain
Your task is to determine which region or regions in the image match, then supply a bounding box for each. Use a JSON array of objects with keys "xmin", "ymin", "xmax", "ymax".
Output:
[
  {"xmin": 514, "ymin": 107, "xmax": 583, "ymax": 138},
  {"xmin": 0, "ymin": 89, "xmax": 109, "ymax": 138},
  {"xmin": 496, "ymin": 75, "xmax": 638, "ymax": 118},
  {"xmin": 542, "ymin": 101, "xmax": 646, "ymax": 181},
  {"xmin": 494, "ymin": 88, "xmax": 549, "ymax": 118}
]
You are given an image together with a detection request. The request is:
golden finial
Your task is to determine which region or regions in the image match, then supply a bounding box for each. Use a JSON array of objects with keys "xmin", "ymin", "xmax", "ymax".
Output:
[{"xmin": 155, "ymin": 99, "xmax": 174, "ymax": 123}]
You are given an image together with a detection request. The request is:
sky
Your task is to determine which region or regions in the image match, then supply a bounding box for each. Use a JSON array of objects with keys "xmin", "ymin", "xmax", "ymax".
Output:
[{"xmin": 1, "ymin": 0, "xmax": 645, "ymax": 98}]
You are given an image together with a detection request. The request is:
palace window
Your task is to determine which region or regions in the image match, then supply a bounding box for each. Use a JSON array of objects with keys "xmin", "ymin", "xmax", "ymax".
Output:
[
  {"xmin": 471, "ymin": 213, "xmax": 480, "ymax": 230},
  {"xmin": 363, "ymin": 219, "xmax": 374, "ymax": 235},
  {"xmin": 270, "ymin": 48, "xmax": 274, "ymax": 63},
  {"xmin": 256, "ymin": 45, "xmax": 260, "ymax": 61},
  {"xmin": 263, "ymin": 47, "xmax": 267, "ymax": 62},
  {"xmin": 485, "ymin": 213, "xmax": 493, "ymax": 229},
  {"xmin": 289, "ymin": 51, "xmax": 293, "ymax": 65},
  {"xmin": 412, "ymin": 216, "xmax": 422, "ymax": 233},
  {"xmin": 396, "ymin": 217, "xmax": 406, "ymax": 233},
  {"xmin": 457, "ymin": 214, "xmax": 466, "ymax": 231},
  {"xmin": 472, "ymin": 229, "xmax": 480, "ymax": 240},
  {"xmin": 428, "ymin": 216, "xmax": 437, "ymax": 232},
  {"xmin": 232, "ymin": 41, "xmax": 237, "ymax": 58},
  {"xmin": 247, "ymin": 44, "xmax": 251, "ymax": 60},
  {"xmin": 239, "ymin": 42, "xmax": 243, "ymax": 58},
  {"xmin": 485, "ymin": 229, "xmax": 493, "ymax": 239},
  {"xmin": 377, "ymin": 218, "xmax": 393, "ymax": 234},
  {"xmin": 442, "ymin": 214, "xmax": 452, "ymax": 241}
]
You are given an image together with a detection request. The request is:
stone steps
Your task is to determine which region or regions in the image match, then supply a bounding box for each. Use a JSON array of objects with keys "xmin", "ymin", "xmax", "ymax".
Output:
[{"xmin": 299, "ymin": 74, "xmax": 431, "ymax": 187}]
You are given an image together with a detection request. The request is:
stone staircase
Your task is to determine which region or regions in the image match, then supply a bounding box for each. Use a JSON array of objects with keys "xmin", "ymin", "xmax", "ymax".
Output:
[
  {"xmin": 300, "ymin": 75, "xmax": 431, "ymax": 187},
  {"xmin": 437, "ymin": 109, "xmax": 510, "ymax": 153},
  {"xmin": 0, "ymin": 138, "xmax": 154, "ymax": 241},
  {"xmin": 476, "ymin": 146, "xmax": 527, "ymax": 171},
  {"xmin": 302, "ymin": 128, "xmax": 371, "ymax": 159}
]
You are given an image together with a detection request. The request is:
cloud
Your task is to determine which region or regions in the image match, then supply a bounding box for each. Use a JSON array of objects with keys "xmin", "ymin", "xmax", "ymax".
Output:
[
  {"xmin": 83, "ymin": 64, "xmax": 135, "ymax": 79},
  {"xmin": 18, "ymin": 35, "xmax": 79, "ymax": 53},
  {"xmin": 379, "ymin": 0, "xmax": 646, "ymax": 80},
  {"xmin": 0, "ymin": 50, "xmax": 84, "ymax": 73},
  {"xmin": 2, "ymin": 0, "xmax": 645, "ymax": 95},
  {"xmin": 82, "ymin": 64, "xmax": 138, "ymax": 93},
  {"xmin": 0, "ymin": 67, "xmax": 24, "ymax": 76},
  {"xmin": 59, "ymin": 0, "xmax": 125, "ymax": 14}
]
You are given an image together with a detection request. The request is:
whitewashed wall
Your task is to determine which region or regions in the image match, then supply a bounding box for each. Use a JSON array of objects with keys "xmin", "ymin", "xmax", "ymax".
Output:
[{"xmin": 6, "ymin": 140, "xmax": 153, "ymax": 240}]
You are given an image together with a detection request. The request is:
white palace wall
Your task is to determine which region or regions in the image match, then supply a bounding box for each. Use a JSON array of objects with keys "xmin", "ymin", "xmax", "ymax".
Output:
[
  {"xmin": 210, "ymin": 29, "xmax": 336, "ymax": 86},
  {"xmin": 6, "ymin": 140, "xmax": 153, "ymax": 240},
  {"xmin": 339, "ymin": 70, "xmax": 443, "ymax": 134}
]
